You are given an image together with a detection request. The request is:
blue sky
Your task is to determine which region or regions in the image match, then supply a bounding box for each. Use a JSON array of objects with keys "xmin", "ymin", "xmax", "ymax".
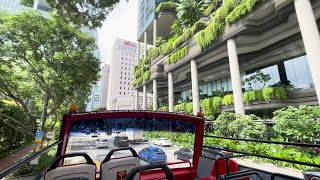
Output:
[{"xmin": 97, "ymin": 0, "xmax": 138, "ymax": 63}]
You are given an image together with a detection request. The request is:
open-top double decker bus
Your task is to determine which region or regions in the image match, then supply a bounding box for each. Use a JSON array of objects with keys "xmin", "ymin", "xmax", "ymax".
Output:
[{"xmin": 0, "ymin": 110, "xmax": 319, "ymax": 180}]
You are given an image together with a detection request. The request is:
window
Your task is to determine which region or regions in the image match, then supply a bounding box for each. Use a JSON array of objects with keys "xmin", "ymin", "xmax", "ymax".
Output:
[
  {"xmin": 120, "ymin": 87, "xmax": 121, "ymax": 89},
  {"xmin": 120, "ymin": 76, "xmax": 122, "ymax": 79},
  {"xmin": 124, "ymin": 92, "xmax": 126, "ymax": 95},
  {"xmin": 284, "ymin": 55, "xmax": 313, "ymax": 89},
  {"xmin": 120, "ymin": 92, "xmax": 121, "ymax": 94},
  {"xmin": 120, "ymin": 81, "xmax": 122, "ymax": 84}
]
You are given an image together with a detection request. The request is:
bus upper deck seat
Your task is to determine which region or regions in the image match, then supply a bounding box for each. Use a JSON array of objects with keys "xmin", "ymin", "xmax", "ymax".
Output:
[
  {"xmin": 100, "ymin": 147, "xmax": 140, "ymax": 180},
  {"xmin": 44, "ymin": 153, "xmax": 96, "ymax": 180},
  {"xmin": 200, "ymin": 159, "xmax": 244, "ymax": 180}
]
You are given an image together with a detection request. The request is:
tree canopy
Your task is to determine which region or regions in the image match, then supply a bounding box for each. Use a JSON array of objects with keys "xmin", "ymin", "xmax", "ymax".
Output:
[{"xmin": 0, "ymin": 11, "xmax": 100, "ymax": 133}]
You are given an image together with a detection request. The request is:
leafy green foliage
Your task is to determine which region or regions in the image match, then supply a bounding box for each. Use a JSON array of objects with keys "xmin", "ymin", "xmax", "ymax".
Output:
[
  {"xmin": 222, "ymin": 94, "xmax": 233, "ymax": 106},
  {"xmin": 158, "ymin": 106, "xmax": 169, "ymax": 111},
  {"xmin": 262, "ymin": 87, "xmax": 274, "ymax": 102},
  {"xmin": 225, "ymin": 0, "xmax": 262, "ymax": 25},
  {"xmin": 177, "ymin": 0, "xmax": 207, "ymax": 29},
  {"xmin": 0, "ymin": 11, "xmax": 100, "ymax": 133},
  {"xmin": 174, "ymin": 103, "xmax": 185, "ymax": 112},
  {"xmin": 203, "ymin": 0, "xmax": 221, "ymax": 16},
  {"xmin": 156, "ymin": 37, "xmax": 167, "ymax": 47},
  {"xmin": 213, "ymin": 112, "xmax": 238, "ymax": 136},
  {"xmin": 228, "ymin": 114, "xmax": 265, "ymax": 139},
  {"xmin": 184, "ymin": 102, "xmax": 193, "ymax": 115},
  {"xmin": 197, "ymin": 0, "xmax": 241, "ymax": 50},
  {"xmin": 144, "ymin": 131, "xmax": 195, "ymax": 148},
  {"xmin": 243, "ymin": 70, "xmax": 271, "ymax": 90},
  {"xmin": 273, "ymin": 106, "xmax": 320, "ymax": 143},
  {"xmin": 155, "ymin": 2, "xmax": 178, "ymax": 13},
  {"xmin": 201, "ymin": 96, "xmax": 222, "ymax": 116},
  {"xmin": 143, "ymin": 70, "xmax": 151, "ymax": 81},
  {"xmin": 167, "ymin": 46, "xmax": 189, "ymax": 64},
  {"xmin": 46, "ymin": 0, "xmax": 123, "ymax": 28}
]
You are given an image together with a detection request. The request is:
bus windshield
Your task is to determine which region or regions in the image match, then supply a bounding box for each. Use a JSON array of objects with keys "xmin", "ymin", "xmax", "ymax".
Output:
[{"xmin": 66, "ymin": 117, "xmax": 196, "ymax": 168}]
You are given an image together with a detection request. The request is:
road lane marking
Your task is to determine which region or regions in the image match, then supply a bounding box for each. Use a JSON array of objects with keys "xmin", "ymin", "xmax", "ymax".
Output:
[{"xmin": 85, "ymin": 139, "xmax": 97, "ymax": 157}]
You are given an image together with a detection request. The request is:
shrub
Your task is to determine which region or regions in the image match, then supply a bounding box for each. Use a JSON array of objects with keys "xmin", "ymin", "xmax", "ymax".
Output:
[
  {"xmin": 158, "ymin": 106, "xmax": 169, "ymax": 111},
  {"xmin": 262, "ymin": 87, "xmax": 274, "ymax": 102},
  {"xmin": 225, "ymin": 0, "xmax": 262, "ymax": 25},
  {"xmin": 273, "ymin": 106, "xmax": 320, "ymax": 143},
  {"xmin": 167, "ymin": 45, "xmax": 189, "ymax": 64},
  {"xmin": 214, "ymin": 112, "xmax": 238, "ymax": 136},
  {"xmin": 155, "ymin": 2, "xmax": 177, "ymax": 13},
  {"xmin": 223, "ymin": 94, "xmax": 233, "ymax": 106},
  {"xmin": 184, "ymin": 102, "xmax": 193, "ymax": 115},
  {"xmin": 143, "ymin": 70, "xmax": 151, "ymax": 81}
]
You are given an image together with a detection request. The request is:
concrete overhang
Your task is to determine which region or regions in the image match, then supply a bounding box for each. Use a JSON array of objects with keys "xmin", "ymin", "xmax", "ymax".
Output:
[{"xmin": 137, "ymin": 12, "xmax": 176, "ymax": 45}]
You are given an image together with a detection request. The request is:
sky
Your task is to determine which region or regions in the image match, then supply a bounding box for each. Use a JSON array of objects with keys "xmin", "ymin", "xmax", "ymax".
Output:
[{"xmin": 97, "ymin": 0, "xmax": 138, "ymax": 64}]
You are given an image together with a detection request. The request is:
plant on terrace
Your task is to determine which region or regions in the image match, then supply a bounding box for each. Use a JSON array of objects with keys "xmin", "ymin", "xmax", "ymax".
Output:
[{"xmin": 177, "ymin": 0, "xmax": 207, "ymax": 29}]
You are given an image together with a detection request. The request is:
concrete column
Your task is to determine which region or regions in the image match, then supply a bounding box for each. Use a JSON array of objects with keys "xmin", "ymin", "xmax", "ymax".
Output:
[
  {"xmin": 295, "ymin": 0, "xmax": 320, "ymax": 104},
  {"xmin": 168, "ymin": 72, "xmax": 174, "ymax": 112},
  {"xmin": 135, "ymin": 90, "xmax": 139, "ymax": 110},
  {"xmin": 191, "ymin": 60, "xmax": 200, "ymax": 116},
  {"xmin": 137, "ymin": 42, "xmax": 140, "ymax": 60},
  {"xmin": 153, "ymin": 19, "xmax": 157, "ymax": 47},
  {"xmin": 153, "ymin": 79, "xmax": 158, "ymax": 111},
  {"xmin": 144, "ymin": 32, "xmax": 147, "ymax": 59},
  {"xmin": 227, "ymin": 39, "xmax": 245, "ymax": 116},
  {"xmin": 33, "ymin": 0, "xmax": 39, "ymax": 9},
  {"xmin": 143, "ymin": 85, "xmax": 147, "ymax": 110}
]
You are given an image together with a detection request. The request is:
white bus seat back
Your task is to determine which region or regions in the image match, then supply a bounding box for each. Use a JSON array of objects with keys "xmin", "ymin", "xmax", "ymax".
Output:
[
  {"xmin": 101, "ymin": 157, "xmax": 140, "ymax": 180},
  {"xmin": 45, "ymin": 164, "xmax": 96, "ymax": 180}
]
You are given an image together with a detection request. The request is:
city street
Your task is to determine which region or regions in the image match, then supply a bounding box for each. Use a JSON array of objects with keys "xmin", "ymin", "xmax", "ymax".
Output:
[{"xmin": 66, "ymin": 132, "xmax": 191, "ymax": 169}]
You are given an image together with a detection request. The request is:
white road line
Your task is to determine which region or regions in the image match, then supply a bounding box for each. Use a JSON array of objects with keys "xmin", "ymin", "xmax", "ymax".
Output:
[{"xmin": 85, "ymin": 139, "xmax": 97, "ymax": 157}]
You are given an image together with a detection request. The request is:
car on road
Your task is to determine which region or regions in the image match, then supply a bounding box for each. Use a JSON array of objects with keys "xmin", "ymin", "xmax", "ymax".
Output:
[
  {"xmin": 81, "ymin": 129, "xmax": 86, "ymax": 133},
  {"xmin": 95, "ymin": 139, "xmax": 109, "ymax": 148},
  {"xmin": 143, "ymin": 137, "xmax": 149, "ymax": 142},
  {"xmin": 92, "ymin": 134, "xmax": 98, "ymax": 138},
  {"xmin": 85, "ymin": 130, "xmax": 90, "ymax": 135},
  {"xmin": 174, "ymin": 148, "xmax": 194, "ymax": 163},
  {"xmin": 154, "ymin": 138, "xmax": 172, "ymax": 147},
  {"xmin": 139, "ymin": 146, "xmax": 167, "ymax": 164},
  {"xmin": 113, "ymin": 136, "xmax": 129, "ymax": 147},
  {"xmin": 202, "ymin": 145, "xmax": 232, "ymax": 159}
]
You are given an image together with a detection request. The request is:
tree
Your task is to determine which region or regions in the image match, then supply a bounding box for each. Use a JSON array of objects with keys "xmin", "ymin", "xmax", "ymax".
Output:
[
  {"xmin": 44, "ymin": 0, "xmax": 124, "ymax": 28},
  {"xmin": 176, "ymin": 0, "xmax": 206, "ymax": 29},
  {"xmin": 0, "ymin": 11, "xmax": 100, "ymax": 133}
]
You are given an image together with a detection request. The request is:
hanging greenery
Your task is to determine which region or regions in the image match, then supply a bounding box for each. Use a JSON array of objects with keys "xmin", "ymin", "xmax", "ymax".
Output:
[
  {"xmin": 158, "ymin": 106, "xmax": 169, "ymax": 111},
  {"xmin": 184, "ymin": 102, "xmax": 193, "ymax": 115},
  {"xmin": 223, "ymin": 94, "xmax": 234, "ymax": 106},
  {"xmin": 197, "ymin": 0, "xmax": 242, "ymax": 50},
  {"xmin": 143, "ymin": 70, "xmax": 151, "ymax": 81},
  {"xmin": 167, "ymin": 45, "xmax": 189, "ymax": 64},
  {"xmin": 155, "ymin": 2, "xmax": 178, "ymax": 13},
  {"xmin": 225, "ymin": 0, "xmax": 263, "ymax": 25},
  {"xmin": 203, "ymin": 0, "xmax": 221, "ymax": 16}
]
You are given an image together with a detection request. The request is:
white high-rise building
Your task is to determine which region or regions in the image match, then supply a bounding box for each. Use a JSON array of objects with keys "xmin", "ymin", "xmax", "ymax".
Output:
[
  {"xmin": 100, "ymin": 63, "xmax": 110, "ymax": 108},
  {"xmin": 108, "ymin": 38, "xmax": 153, "ymax": 110}
]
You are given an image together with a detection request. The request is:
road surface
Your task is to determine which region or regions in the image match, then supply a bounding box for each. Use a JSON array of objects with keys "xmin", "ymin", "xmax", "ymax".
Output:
[{"xmin": 65, "ymin": 131, "xmax": 191, "ymax": 169}]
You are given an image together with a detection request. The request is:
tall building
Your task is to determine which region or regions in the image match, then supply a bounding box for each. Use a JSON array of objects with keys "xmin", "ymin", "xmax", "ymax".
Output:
[
  {"xmin": 100, "ymin": 63, "xmax": 110, "ymax": 108},
  {"xmin": 108, "ymin": 38, "xmax": 152, "ymax": 110},
  {"xmin": 134, "ymin": 0, "xmax": 320, "ymax": 117},
  {"xmin": 0, "ymin": 0, "xmax": 51, "ymax": 17}
]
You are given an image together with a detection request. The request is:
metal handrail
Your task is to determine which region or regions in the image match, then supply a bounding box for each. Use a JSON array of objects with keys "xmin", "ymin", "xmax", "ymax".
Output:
[
  {"xmin": 0, "ymin": 141, "xmax": 62, "ymax": 179},
  {"xmin": 203, "ymin": 135, "xmax": 320, "ymax": 148}
]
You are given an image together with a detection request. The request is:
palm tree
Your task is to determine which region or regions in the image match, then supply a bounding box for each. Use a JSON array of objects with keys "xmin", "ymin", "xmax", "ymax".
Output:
[{"xmin": 176, "ymin": 0, "xmax": 206, "ymax": 29}]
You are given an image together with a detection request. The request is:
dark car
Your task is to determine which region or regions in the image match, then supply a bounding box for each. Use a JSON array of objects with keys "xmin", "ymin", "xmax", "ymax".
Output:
[
  {"xmin": 174, "ymin": 148, "xmax": 194, "ymax": 163},
  {"xmin": 113, "ymin": 136, "xmax": 129, "ymax": 147},
  {"xmin": 105, "ymin": 130, "xmax": 112, "ymax": 135},
  {"xmin": 202, "ymin": 145, "xmax": 232, "ymax": 159}
]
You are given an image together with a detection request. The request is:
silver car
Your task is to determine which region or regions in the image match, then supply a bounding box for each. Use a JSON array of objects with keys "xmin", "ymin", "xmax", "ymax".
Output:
[{"xmin": 95, "ymin": 139, "xmax": 109, "ymax": 148}]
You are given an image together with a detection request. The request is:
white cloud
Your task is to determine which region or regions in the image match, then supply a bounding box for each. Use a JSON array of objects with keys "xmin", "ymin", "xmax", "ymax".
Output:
[{"xmin": 97, "ymin": 0, "xmax": 138, "ymax": 63}]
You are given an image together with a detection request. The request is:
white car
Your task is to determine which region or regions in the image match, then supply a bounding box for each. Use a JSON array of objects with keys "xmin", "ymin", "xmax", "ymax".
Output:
[
  {"xmin": 95, "ymin": 139, "xmax": 109, "ymax": 148},
  {"xmin": 154, "ymin": 138, "xmax": 172, "ymax": 147}
]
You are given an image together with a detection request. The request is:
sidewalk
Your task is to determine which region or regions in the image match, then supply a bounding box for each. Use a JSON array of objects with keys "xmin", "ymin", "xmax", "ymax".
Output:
[
  {"xmin": 234, "ymin": 158, "xmax": 304, "ymax": 179},
  {"xmin": 0, "ymin": 144, "xmax": 35, "ymax": 171}
]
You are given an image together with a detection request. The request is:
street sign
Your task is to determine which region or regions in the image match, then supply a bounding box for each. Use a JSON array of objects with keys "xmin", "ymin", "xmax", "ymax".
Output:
[
  {"xmin": 35, "ymin": 131, "xmax": 43, "ymax": 143},
  {"xmin": 47, "ymin": 130, "xmax": 54, "ymax": 139}
]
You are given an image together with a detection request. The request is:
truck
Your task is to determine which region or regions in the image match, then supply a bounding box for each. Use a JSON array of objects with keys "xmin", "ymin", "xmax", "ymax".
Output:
[{"xmin": 126, "ymin": 128, "xmax": 143, "ymax": 144}]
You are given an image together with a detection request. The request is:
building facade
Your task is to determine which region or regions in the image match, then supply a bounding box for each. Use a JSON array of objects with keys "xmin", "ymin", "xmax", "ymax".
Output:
[
  {"xmin": 135, "ymin": 0, "xmax": 320, "ymax": 117},
  {"xmin": 100, "ymin": 63, "xmax": 110, "ymax": 108},
  {"xmin": 108, "ymin": 38, "xmax": 152, "ymax": 110}
]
